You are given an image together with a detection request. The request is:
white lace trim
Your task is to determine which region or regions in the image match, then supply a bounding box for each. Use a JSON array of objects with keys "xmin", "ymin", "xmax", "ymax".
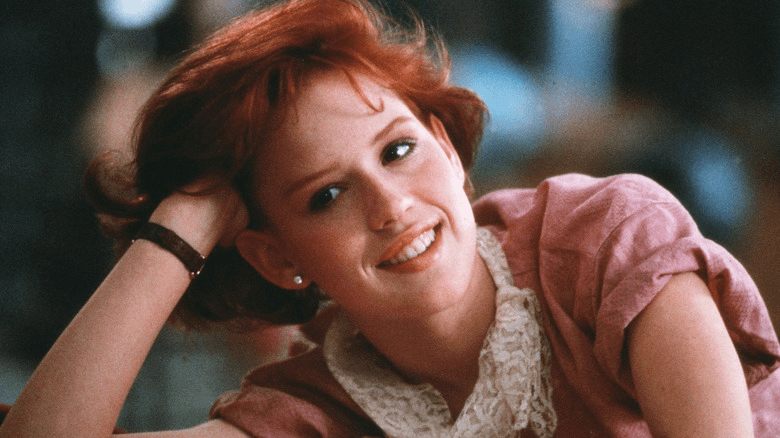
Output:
[{"xmin": 324, "ymin": 228, "xmax": 557, "ymax": 438}]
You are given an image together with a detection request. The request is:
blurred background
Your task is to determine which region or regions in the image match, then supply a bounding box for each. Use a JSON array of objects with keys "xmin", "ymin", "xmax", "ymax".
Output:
[{"xmin": 1, "ymin": 0, "xmax": 779, "ymax": 431}]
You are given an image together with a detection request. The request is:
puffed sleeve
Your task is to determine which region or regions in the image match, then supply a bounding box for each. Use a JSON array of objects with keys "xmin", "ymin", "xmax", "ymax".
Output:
[
  {"xmin": 533, "ymin": 174, "xmax": 780, "ymax": 390},
  {"xmin": 477, "ymin": 174, "xmax": 780, "ymax": 435},
  {"xmin": 209, "ymin": 312, "xmax": 383, "ymax": 438}
]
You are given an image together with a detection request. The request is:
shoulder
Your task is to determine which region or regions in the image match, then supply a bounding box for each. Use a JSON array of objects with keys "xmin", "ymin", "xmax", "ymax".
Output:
[
  {"xmin": 474, "ymin": 173, "xmax": 680, "ymax": 217},
  {"xmin": 210, "ymin": 310, "xmax": 382, "ymax": 437},
  {"xmin": 531, "ymin": 173, "xmax": 680, "ymax": 221},
  {"xmin": 545, "ymin": 173, "xmax": 678, "ymax": 209},
  {"xmin": 237, "ymin": 307, "xmax": 357, "ymax": 407},
  {"xmin": 474, "ymin": 173, "xmax": 690, "ymax": 249},
  {"xmin": 473, "ymin": 173, "xmax": 703, "ymax": 335},
  {"xmin": 542, "ymin": 174, "xmax": 692, "ymax": 249}
]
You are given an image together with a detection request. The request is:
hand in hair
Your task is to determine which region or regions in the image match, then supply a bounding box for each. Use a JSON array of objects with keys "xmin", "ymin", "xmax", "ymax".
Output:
[
  {"xmin": 0, "ymin": 177, "xmax": 250, "ymax": 438},
  {"xmin": 149, "ymin": 177, "xmax": 250, "ymax": 257}
]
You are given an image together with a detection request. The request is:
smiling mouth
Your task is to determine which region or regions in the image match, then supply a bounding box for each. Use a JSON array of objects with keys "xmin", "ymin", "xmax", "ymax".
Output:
[{"xmin": 382, "ymin": 227, "xmax": 437, "ymax": 266}]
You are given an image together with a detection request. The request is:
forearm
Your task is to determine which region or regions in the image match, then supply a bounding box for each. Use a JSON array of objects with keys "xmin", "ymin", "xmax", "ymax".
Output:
[
  {"xmin": 0, "ymin": 241, "xmax": 193, "ymax": 438},
  {"xmin": 0, "ymin": 182, "xmax": 247, "ymax": 438}
]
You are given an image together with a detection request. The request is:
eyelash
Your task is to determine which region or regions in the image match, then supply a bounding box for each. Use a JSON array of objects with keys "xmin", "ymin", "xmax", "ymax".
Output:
[
  {"xmin": 309, "ymin": 185, "xmax": 343, "ymax": 212},
  {"xmin": 308, "ymin": 138, "xmax": 418, "ymax": 212},
  {"xmin": 381, "ymin": 138, "xmax": 417, "ymax": 164}
]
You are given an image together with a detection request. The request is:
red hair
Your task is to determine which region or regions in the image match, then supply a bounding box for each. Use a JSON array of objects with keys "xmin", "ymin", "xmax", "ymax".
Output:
[{"xmin": 85, "ymin": 0, "xmax": 487, "ymax": 329}]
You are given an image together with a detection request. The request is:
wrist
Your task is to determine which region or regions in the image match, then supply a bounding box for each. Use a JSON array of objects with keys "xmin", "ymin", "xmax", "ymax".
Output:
[
  {"xmin": 147, "ymin": 202, "xmax": 221, "ymax": 256},
  {"xmin": 134, "ymin": 223, "xmax": 206, "ymax": 279}
]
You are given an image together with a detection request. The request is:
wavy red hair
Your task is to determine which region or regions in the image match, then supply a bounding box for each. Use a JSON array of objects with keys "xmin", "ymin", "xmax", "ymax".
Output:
[{"xmin": 85, "ymin": 0, "xmax": 487, "ymax": 329}]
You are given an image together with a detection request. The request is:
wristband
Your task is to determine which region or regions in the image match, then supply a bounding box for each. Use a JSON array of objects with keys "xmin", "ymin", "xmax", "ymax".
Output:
[{"xmin": 134, "ymin": 222, "xmax": 206, "ymax": 279}]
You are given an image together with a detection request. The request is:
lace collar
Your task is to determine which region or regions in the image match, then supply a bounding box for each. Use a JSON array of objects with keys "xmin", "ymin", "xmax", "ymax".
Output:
[{"xmin": 323, "ymin": 227, "xmax": 557, "ymax": 438}]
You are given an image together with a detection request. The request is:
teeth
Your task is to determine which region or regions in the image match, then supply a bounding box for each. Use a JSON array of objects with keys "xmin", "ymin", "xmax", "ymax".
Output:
[{"xmin": 386, "ymin": 229, "xmax": 436, "ymax": 265}]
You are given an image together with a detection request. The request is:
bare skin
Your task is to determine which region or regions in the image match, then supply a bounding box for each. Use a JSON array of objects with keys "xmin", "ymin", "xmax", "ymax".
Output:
[
  {"xmin": 628, "ymin": 272, "xmax": 754, "ymax": 438},
  {"xmin": 0, "ymin": 181, "xmax": 251, "ymax": 438}
]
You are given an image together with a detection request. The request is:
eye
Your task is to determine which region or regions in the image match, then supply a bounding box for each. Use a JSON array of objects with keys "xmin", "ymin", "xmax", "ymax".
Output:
[
  {"xmin": 309, "ymin": 186, "xmax": 342, "ymax": 211},
  {"xmin": 381, "ymin": 138, "xmax": 416, "ymax": 164}
]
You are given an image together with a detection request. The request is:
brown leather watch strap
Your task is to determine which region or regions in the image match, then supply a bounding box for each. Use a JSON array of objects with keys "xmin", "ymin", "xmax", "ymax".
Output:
[{"xmin": 134, "ymin": 222, "xmax": 206, "ymax": 279}]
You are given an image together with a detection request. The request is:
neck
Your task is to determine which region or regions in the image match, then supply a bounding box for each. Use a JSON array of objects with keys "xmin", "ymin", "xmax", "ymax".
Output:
[{"xmin": 346, "ymin": 252, "xmax": 496, "ymax": 415}]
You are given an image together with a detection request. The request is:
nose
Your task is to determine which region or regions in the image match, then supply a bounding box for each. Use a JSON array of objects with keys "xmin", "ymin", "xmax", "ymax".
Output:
[{"xmin": 366, "ymin": 175, "xmax": 413, "ymax": 231}]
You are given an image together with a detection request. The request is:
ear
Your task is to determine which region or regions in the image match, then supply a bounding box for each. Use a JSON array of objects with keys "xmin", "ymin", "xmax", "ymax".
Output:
[
  {"xmin": 235, "ymin": 229, "xmax": 311, "ymax": 290},
  {"xmin": 429, "ymin": 114, "xmax": 466, "ymax": 183}
]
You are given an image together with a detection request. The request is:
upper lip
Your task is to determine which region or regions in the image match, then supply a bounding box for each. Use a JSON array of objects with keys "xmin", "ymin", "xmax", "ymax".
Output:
[{"xmin": 378, "ymin": 220, "xmax": 439, "ymax": 266}]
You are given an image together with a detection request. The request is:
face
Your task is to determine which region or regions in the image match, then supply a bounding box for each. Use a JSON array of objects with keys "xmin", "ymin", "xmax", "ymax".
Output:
[{"xmin": 239, "ymin": 70, "xmax": 480, "ymax": 324}]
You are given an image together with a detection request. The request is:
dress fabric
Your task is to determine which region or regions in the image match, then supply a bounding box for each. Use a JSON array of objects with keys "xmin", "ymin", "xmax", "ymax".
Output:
[
  {"xmin": 210, "ymin": 173, "xmax": 780, "ymax": 437},
  {"xmin": 322, "ymin": 228, "xmax": 557, "ymax": 438}
]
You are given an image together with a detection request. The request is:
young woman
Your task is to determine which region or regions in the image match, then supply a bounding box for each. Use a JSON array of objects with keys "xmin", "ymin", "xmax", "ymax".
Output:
[{"xmin": 1, "ymin": 0, "xmax": 778, "ymax": 437}]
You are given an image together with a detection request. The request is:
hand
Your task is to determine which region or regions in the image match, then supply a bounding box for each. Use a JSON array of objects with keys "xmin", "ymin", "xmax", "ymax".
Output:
[{"xmin": 148, "ymin": 178, "xmax": 250, "ymax": 256}]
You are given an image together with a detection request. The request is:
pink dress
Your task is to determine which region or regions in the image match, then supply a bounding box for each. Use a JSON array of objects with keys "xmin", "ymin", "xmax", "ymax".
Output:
[{"xmin": 210, "ymin": 174, "xmax": 780, "ymax": 437}]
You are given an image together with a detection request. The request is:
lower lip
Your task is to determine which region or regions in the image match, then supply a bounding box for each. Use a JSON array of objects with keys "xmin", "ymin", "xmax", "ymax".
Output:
[{"xmin": 379, "ymin": 226, "xmax": 443, "ymax": 274}]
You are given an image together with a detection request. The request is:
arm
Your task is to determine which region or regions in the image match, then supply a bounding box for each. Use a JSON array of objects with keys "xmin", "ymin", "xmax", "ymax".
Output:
[
  {"xmin": 628, "ymin": 272, "xmax": 754, "ymax": 438},
  {"xmin": 0, "ymin": 182, "xmax": 250, "ymax": 438},
  {"xmin": 117, "ymin": 419, "xmax": 248, "ymax": 437}
]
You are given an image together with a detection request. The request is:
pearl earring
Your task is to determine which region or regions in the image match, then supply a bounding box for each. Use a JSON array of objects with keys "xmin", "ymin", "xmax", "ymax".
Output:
[{"xmin": 293, "ymin": 275, "xmax": 303, "ymax": 285}]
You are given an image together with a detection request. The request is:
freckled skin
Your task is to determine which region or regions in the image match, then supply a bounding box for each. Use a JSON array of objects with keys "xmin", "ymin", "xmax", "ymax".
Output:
[{"xmin": 251, "ymin": 70, "xmax": 480, "ymax": 324}]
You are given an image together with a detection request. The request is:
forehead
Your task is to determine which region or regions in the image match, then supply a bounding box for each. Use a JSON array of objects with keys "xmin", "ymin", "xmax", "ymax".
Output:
[
  {"xmin": 254, "ymin": 70, "xmax": 418, "ymax": 180},
  {"xmin": 279, "ymin": 71, "xmax": 402, "ymax": 136},
  {"xmin": 262, "ymin": 71, "xmax": 416, "ymax": 155}
]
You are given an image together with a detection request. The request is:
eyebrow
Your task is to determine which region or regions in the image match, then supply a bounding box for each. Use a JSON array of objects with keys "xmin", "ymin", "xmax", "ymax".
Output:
[
  {"xmin": 283, "ymin": 163, "xmax": 339, "ymax": 199},
  {"xmin": 372, "ymin": 116, "xmax": 413, "ymax": 145},
  {"xmin": 283, "ymin": 116, "xmax": 414, "ymax": 199}
]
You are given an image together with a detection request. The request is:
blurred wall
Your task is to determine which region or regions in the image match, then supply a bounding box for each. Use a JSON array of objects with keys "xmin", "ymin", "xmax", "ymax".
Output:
[{"xmin": 1, "ymin": 0, "xmax": 112, "ymax": 407}]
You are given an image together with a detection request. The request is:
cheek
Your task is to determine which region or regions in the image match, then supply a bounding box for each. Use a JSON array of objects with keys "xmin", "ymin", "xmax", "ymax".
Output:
[
  {"xmin": 296, "ymin": 238, "xmax": 369, "ymax": 299},
  {"xmin": 424, "ymin": 143, "xmax": 465, "ymax": 186},
  {"xmin": 284, "ymin": 220, "xmax": 364, "ymax": 275},
  {"xmin": 422, "ymin": 155, "xmax": 470, "ymax": 206},
  {"xmin": 428, "ymin": 166, "xmax": 475, "ymax": 232}
]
